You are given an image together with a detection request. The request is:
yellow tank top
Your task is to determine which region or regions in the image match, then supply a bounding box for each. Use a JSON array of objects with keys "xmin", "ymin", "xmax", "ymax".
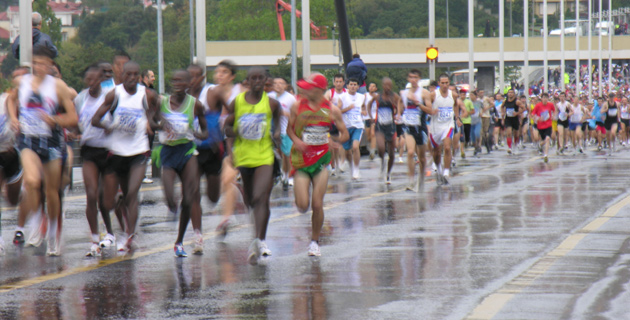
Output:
[{"xmin": 233, "ymin": 92, "xmax": 274, "ymax": 168}]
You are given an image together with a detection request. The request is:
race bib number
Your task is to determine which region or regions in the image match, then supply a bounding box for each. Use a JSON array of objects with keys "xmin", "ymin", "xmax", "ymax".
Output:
[
  {"xmin": 506, "ymin": 109, "xmax": 515, "ymax": 117},
  {"xmin": 238, "ymin": 113, "xmax": 266, "ymax": 140},
  {"xmin": 558, "ymin": 112, "xmax": 567, "ymax": 121},
  {"xmin": 20, "ymin": 108, "xmax": 51, "ymax": 137},
  {"xmin": 608, "ymin": 108, "xmax": 618, "ymax": 117},
  {"xmin": 378, "ymin": 108, "xmax": 393, "ymax": 125},
  {"xmin": 302, "ymin": 126, "xmax": 329, "ymax": 146},
  {"xmin": 114, "ymin": 107, "xmax": 143, "ymax": 134},
  {"xmin": 541, "ymin": 111, "xmax": 550, "ymax": 121},
  {"xmin": 621, "ymin": 112, "xmax": 630, "ymax": 120},
  {"xmin": 164, "ymin": 113, "xmax": 189, "ymax": 137},
  {"xmin": 522, "ymin": 110, "xmax": 528, "ymax": 117},
  {"xmin": 437, "ymin": 107, "xmax": 453, "ymax": 122},
  {"xmin": 402, "ymin": 109, "xmax": 420, "ymax": 125}
]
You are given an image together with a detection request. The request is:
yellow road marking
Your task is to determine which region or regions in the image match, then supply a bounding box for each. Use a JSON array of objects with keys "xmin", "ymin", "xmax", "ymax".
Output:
[{"xmin": 465, "ymin": 194, "xmax": 630, "ymax": 319}]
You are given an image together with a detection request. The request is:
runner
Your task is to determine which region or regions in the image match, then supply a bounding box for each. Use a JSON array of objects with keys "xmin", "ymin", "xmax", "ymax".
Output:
[
  {"xmin": 368, "ymin": 77, "xmax": 399, "ymax": 183},
  {"xmin": 469, "ymin": 90, "xmax": 483, "ymax": 156},
  {"xmin": 364, "ymin": 82, "xmax": 378, "ymax": 160},
  {"xmin": 501, "ymin": 89, "xmax": 525, "ymax": 155},
  {"xmin": 493, "ymin": 93, "xmax": 504, "ymax": 150},
  {"xmin": 478, "ymin": 89, "xmax": 494, "ymax": 153},
  {"xmin": 7, "ymin": 47, "xmax": 78, "ymax": 256},
  {"xmin": 532, "ymin": 93, "xmax": 555, "ymax": 163},
  {"xmin": 459, "ymin": 89, "xmax": 473, "ymax": 158},
  {"xmin": 206, "ymin": 60, "xmax": 243, "ymax": 236},
  {"xmin": 430, "ymin": 74, "xmax": 458, "ymax": 184},
  {"xmin": 75, "ymin": 65, "xmax": 117, "ymax": 257},
  {"xmin": 555, "ymin": 92, "xmax": 570, "ymax": 155},
  {"xmin": 519, "ymin": 95, "xmax": 530, "ymax": 148},
  {"xmin": 91, "ymin": 60, "xmax": 159, "ymax": 253},
  {"xmin": 336, "ymin": 78, "xmax": 365, "ymax": 180},
  {"xmin": 0, "ymin": 68, "xmax": 26, "ymax": 255},
  {"xmin": 274, "ymin": 77, "xmax": 297, "ymax": 190},
  {"xmin": 153, "ymin": 69, "xmax": 208, "ymax": 257},
  {"xmin": 324, "ymin": 74, "xmax": 346, "ymax": 175},
  {"xmin": 288, "ymin": 72, "xmax": 348, "ymax": 256},
  {"xmin": 601, "ymin": 92, "xmax": 620, "ymax": 155},
  {"xmin": 619, "ymin": 97, "xmax": 630, "ymax": 146},
  {"xmin": 568, "ymin": 95, "xmax": 588, "ymax": 154},
  {"xmin": 398, "ymin": 69, "xmax": 432, "ymax": 190},
  {"xmin": 224, "ymin": 67, "xmax": 281, "ymax": 264}
]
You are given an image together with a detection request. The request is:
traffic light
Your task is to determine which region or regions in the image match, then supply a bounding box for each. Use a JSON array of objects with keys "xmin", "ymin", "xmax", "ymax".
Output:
[{"xmin": 426, "ymin": 46, "xmax": 439, "ymax": 62}]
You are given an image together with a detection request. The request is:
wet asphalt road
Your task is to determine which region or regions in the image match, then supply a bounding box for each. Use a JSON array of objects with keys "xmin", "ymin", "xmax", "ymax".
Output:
[{"xmin": 1, "ymin": 143, "xmax": 630, "ymax": 319}]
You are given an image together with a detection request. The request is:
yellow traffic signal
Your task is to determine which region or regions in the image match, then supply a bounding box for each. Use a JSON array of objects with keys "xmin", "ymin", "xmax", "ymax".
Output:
[{"xmin": 426, "ymin": 46, "xmax": 439, "ymax": 62}]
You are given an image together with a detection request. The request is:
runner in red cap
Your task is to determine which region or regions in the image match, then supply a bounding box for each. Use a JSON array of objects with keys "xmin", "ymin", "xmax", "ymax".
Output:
[{"xmin": 288, "ymin": 73, "xmax": 348, "ymax": 256}]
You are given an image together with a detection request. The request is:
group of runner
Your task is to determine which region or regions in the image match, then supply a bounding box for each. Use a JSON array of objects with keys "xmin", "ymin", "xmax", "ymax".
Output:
[{"xmin": 3, "ymin": 53, "xmax": 624, "ymax": 261}]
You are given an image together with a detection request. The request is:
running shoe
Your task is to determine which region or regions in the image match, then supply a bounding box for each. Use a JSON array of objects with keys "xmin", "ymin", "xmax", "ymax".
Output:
[
  {"xmin": 99, "ymin": 233, "xmax": 116, "ymax": 248},
  {"xmin": 386, "ymin": 175, "xmax": 392, "ymax": 185},
  {"xmin": 544, "ymin": 155, "xmax": 549, "ymax": 163},
  {"xmin": 406, "ymin": 179, "xmax": 415, "ymax": 191},
  {"xmin": 442, "ymin": 172, "xmax": 450, "ymax": 185},
  {"xmin": 142, "ymin": 177, "xmax": 153, "ymax": 184},
  {"xmin": 507, "ymin": 148, "xmax": 512, "ymax": 155},
  {"xmin": 174, "ymin": 244, "xmax": 188, "ymax": 257},
  {"xmin": 461, "ymin": 150, "xmax": 466, "ymax": 159},
  {"xmin": 398, "ymin": 157, "xmax": 404, "ymax": 163},
  {"xmin": 369, "ymin": 151, "xmax": 375, "ymax": 160},
  {"xmin": 579, "ymin": 147, "xmax": 584, "ymax": 154},
  {"xmin": 282, "ymin": 179, "xmax": 289, "ymax": 191},
  {"xmin": 216, "ymin": 218, "xmax": 231, "ymax": 238},
  {"xmin": 352, "ymin": 168, "xmax": 361, "ymax": 180},
  {"xmin": 193, "ymin": 233, "xmax": 204, "ymax": 255},
  {"xmin": 597, "ymin": 145, "xmax": 602, "ymax": 151},
  {"xmin": 86, "ymin": 243, "xmax": 101, "ymax": 257},
  {"xmin": 13, "ymin": 231, "xmax": 24, "ymax": 245},
  {"xmin": 260, "ymin": 240, "xmax": 272, "ymax": 256},
  {"xmin": 288, "ymin": 177, "xmax": 294, "ymax": 186},
  {"xmin": 308, "ymin": 241, "xmax": 321, "ymax": 257},
  {"xmin": 247, "ymin": 239, "xmax": 261, "ymax": 265},
  {"xmin": 122, "ymin": 234, "xmax": 136, "ymax": 253},
  {"xmin": 46, "ymin": 233, "xmax": 61, "ymax": 256},
  {"xmin": 379, "ymin": 160, "xmax": 386, "ymax": 178}
]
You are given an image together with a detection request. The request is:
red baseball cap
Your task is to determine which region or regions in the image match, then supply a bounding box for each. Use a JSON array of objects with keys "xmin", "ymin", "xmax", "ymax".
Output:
[{"xmin": 297, "ymin": 72, "xmax": 328, "ymax": 91}]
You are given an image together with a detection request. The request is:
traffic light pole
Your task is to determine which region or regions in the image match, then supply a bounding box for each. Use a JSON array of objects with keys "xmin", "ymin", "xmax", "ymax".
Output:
[{"xmin": 429, "ymin": 0, "xmax": 435, "ymax": 80}]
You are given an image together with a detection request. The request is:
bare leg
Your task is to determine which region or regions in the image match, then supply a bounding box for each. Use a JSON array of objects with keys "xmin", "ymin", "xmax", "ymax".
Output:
[{"xmin": 176, "ymin": 157, "xmax": 201, "ymax": 244}]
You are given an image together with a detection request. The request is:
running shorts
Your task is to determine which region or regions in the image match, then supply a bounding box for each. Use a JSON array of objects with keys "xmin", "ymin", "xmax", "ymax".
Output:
[
  {"xmin": 430, "ymin": 126, "xmax": 454, "ymax": 148},
  {"xmin": 106, "ymin": 153, "xmax": 148, "ymax": 178},
  {"xmin": 557, "ymin": 119, "xmax": 569, "ymax": 128},
  {"xmin": 403, "ymin": 125, "xmax": 427, "ymax": 146},
  {"xmin": 342, "ymin": 128, "xmax": 363, "ymax": 150},
  {"xmin": 364, "ymin": 119, "xmax": 374, "ymax": 128},
  {"xmin": 539, "ymin": 127, "xmax": 552, "ymax": 140},
  {"xmin": 155, "ymin": 142, "xmax": 196, "ymax": 174},
  {"xmin": 396, "ymin": 124, "xmax": 404, "ymax": 138},
  {"xmin": 81, "ymin": 145, "xmax": 110, "ymax": 173},
  {"xmin": 604, "ymin": 118, "xmax": 617, "ymax": 131},
  {"xmin": 197, "ymin": 146, "xmax": 223, "ymax": 176},
  {"xmin": 504, "ymin": 116, "xmax": 520, "ymax": 131},
  {"xmin": 18, "ymin": 135, "xmax": 64, "ymax": 163},
  {"xmin": 296, "ymin": 151, "xmax": 331, "ymax": 179},
  {"xmin": 375, "ymin": 122, "xmax": 396, "ymax": 141},
  {"xmin": 0, "ymin": 148, "xmax": 22, "ymax": 184}
]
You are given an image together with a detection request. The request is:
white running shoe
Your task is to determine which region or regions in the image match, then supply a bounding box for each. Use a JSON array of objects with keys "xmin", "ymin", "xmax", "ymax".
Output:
[
  {"xmin": 142, "ymin": 177, "xmax": 153, "ymax": 184},
  {"xmin": 379, "ymin": 160, "xmax": 386, "ymax": 178},
  {"xmin": 46, "ymin": 235, "xmax": 61, "ymax": 256},
  {"xmin": 352, "ymin": 167, "xmax": 361, "ymax": 180},
  {"xmin": 192, "ymin": 233, "xmax": 204, "ymax": 255},
  {"xmin": 247, "ymin": 239, "xmax": 261, "ymax": 265},
  {"xmin": 86, "ymin": 243, "xmax": 101, "ymax": 257},
  {"xmin": 288, "ymin": 177, "xmax": 294, "ymax": 186},
  {"xmin": 397, "ymin": 157, "xmax": 404, "ymax": 163},
  {"xmin": 308, "ymin": 241, "xmax": 321, "ymax": 257},
  {"xmin": 26, "ymin": 209, "xmax": 46, "ymax": 247},
  {"xmin": 260, "ymin": 240, "xmax": 272, "ymax": 256},
  {"xmin": 99, "ymin": 233, "xmax": 116, "ymax": 248}
]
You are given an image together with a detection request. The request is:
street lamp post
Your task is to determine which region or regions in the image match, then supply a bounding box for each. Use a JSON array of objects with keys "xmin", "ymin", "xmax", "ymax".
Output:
[
  {"xmin": 524, "ymin": 0, "xmax": 529, "ymax": 104},
  {"xmin": 543, "ymin": 0, "xmax": 548, "ymax": 92},
  {"xmin": 576, "ymin": 0, "xmax": 580, "ymax": 98},
  {"xmin": 561, "ymin": 0, "xmax": 565, "ymax": 91},
  {"xmin": 468, "ymin": 0, "xmax": 474, "ymax": 89},
  {"xmin": 499, "ymin": 0, "xmax": 504, "ymax": 92}
]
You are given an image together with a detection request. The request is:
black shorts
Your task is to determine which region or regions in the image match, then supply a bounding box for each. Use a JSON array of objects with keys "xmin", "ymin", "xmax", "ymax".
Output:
[
  {"xmin": 621, "ymin": 119, "xmax": 630, "ymax": 128},
  {"xmin": 160, "ymin": 142, "xmax": 195, "ymax": 174},
  {"xmin": 403, "ymin": 125, "xmax": 427, "ymax": 146},
  {"xmin": 81, "ymin": 145, "xmax": 110, "ymax": 173},
  {"xmin": 375, "ymin": 122, "xmax": 396, "ymax": 141},
  {"xmin": 396, "ymin": 124, "xmax": 404, "ymax": 137},
  {"xmin": 557, "ymin": 119, "xmax": 569, "ymax": 128},
  {"xmin": 604, "ymin": 118, "xmax": 618, "ymax": 131},
  {"xmin": 538, "ymin": 127, "xmax": 552, "ymax": 140},
  {"xmin": 197, "ymin": 147, "xmax": 223, "ymax": 176},
  {"xmin": 18, "ymin": 135, "xmax": 64, "ymax": 163},
  {"xmin": 364, "ymin": 119, "xmax": 374, "ymax": 128},
  {"xmin": 329, "ymin": 123, "xmax": 339, "ymax": 136},
  {"xmin": 0, "ymin": 148, "xmax": 22, "ymax": 184},
  {"xmin": 504, "ymin": 116, "xmax": 520, "ymax": 131},
  {"xmin": 581, "ymin": 123, "xmax": 588, "ymax": 132},
  {"xmin": 105, "ymin": 153, "xmax": 148, "ymax": 178},
  {"xmin": 522, "ymin": 118, "xmax": 529, "ymax": 127}
]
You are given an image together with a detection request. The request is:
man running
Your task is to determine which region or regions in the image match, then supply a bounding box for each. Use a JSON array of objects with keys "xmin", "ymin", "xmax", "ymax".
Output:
[
  {"xmin": 501, "ymin": 89, "xmax": 525, "ymax": 155},
  {"xmin": 288, "ymin": 73, "xmax": 348, "ymax": 256},
  {"xmin": 7, "ymin": 47, "xmax": 78, "ymax": 256},
  {"xmin": 555, "ymin": 92, "xmax": 570, "ymax": 155},
  {"xmin": 325, "ymin": 74, "xmax": 346, "ymax": 175},
  {"xmin": 430, "ymin": 74, "xmax": 459, "ymax": 184},
  {"xmin": 469, "ymin": 91, "xmax": 483, "ymax": 156},
  {"xmin": 532, "ymin": 93, "xmax": 555, "ymax": 163},
  {"xmin": 274, "ymin": 77, "xmax": 297, "ymax": 190},
  {"xmin": 76, "ymin": 65, "xmax": 117, "ymax": 257},
  {"xmin": 92, "ymin": 61, "xmax": 159, "ymax": 253},
  {"xmin": 224, "ymin": 67, "xmax": 281, "ymax": 264},
  {"xmin": 336, "ymin": 78, "xmax": 365, "ymax": 180},
  {"xmin": 368, "ymin": 77, "xmax": 399, "ymax": 183},
  {"xmin": 364, "ymin": 82, "xmax": 378, "ymax": 160},
  {"xmin": 600, "ymin": 92, "xmax": 620, "ymax": 155},
  {"xmin": 398, "ymin": 69, "xmax": 432, "ymax": 190},
  {"xmin": 153, "ymin": 69, "xmax": 208, "ymax": 257}
]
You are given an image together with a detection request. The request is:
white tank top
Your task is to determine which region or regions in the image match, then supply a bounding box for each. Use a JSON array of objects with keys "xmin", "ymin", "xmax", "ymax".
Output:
[
  {"xmin": 556, "ymin": 101, "xmax": 570, "ymax": 121},
  {"xmin": 109, "ymin": 84, "xmax": 149, "ymax": 156},
  {"xmin": 276, "ymin": 91, "xmax": 296, "ymax": 135},
  {"xmin": 570, "ymin": 104, "xmax": 584, "ymax": 123},
  {"xmin": 432, "ymin": 89, "xmax": 455, "ymax": 131},
  {"xmin": 340, "ymin": 92, "xmax": 366, "ymax": 129},
  {"xmin": 401, "ymin": 88, "xmax": 424, "ymax": 126},
  {"xmin": 18, "ymin": 74, "xmax": 58, "ymax": 138},
  {"xmin": 621, "ymin": 104, "xmax": 630, "ymax": 120},
  {"xmin": 198, "ymin": 83, "xmax": 214, "ymax": 113},
  {"xmin": 75, "ymin": 89, "xmax": 108, "ymax": 148},
  {"xmin": 0, "ymin": 93, "xmax": 16, "ymax": 152}
]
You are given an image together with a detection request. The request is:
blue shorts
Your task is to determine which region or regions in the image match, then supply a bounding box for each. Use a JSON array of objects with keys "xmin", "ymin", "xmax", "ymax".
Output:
[
  {"xmin": 569, "ymin": 122, "xmax": 580, "ymax": 131},
  {"xmin": 471, "ymin": 122, "xmax": 482, "ymax": 142},
  {"xmin": 343, "ymin": 127, "xmax": 364, "ymax": 150},
  {"xmin": 281, "ymin": 134, "xmax": 292, "ymax": 157},
  {"xmin": 160, "ymin": 142, "xmax": 196, "ymax": 174}
]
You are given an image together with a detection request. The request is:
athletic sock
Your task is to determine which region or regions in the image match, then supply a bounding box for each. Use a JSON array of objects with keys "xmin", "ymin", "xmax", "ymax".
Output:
[{"xmin": 507, "ymin": 137, "xmax": 512, "ymax": 149}]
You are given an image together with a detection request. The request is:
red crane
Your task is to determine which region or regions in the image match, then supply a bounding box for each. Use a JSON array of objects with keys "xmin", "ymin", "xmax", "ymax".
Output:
[{"xmin": 275, "ymin": 0, "xmax": 328, "ymax": 41}]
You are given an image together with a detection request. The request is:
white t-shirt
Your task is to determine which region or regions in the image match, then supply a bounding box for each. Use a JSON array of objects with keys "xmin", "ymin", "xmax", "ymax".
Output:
[{"xmin": 276, "ymin": 91, "xmax": 297, "ymax": 135}]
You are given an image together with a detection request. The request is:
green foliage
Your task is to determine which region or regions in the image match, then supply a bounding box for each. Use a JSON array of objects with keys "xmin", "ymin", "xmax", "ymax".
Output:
[
  {"xmin": 33, "ymin": 0, "xmax": 63, "ymax": 48},
  {"xmin": 269, "ymin": 54, "xmax": 303, "ymax": 80},
  {"xmin": 56, "ymin": 41, "xmax": 116, "ymax": 90},
  {"xmin": 77, "ymin": 5, "xmax": 156, "ymax": 51}
]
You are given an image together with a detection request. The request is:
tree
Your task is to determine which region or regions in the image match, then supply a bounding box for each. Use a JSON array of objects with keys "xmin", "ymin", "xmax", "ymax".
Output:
[
  {"xmin": 33, "ymin": 0, "xmax": 62, "ymax": 48},
  {"xmin": 56, "ymin": 41, "xmax": 116, "ymax": 90}
]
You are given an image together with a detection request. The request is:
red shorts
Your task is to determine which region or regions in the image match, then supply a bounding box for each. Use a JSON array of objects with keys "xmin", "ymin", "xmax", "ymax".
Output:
[{"xmin": 596, "ymin": 125, "xmax": 606, "ymax": 135}]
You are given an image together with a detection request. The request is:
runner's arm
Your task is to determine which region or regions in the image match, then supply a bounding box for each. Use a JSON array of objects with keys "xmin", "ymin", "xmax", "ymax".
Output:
[
  {"xmin": 193, "ymin": 99, "xmax": 209, "ymax": 140},
  {"xmin": 223, "ymin": 100, "xmax": 237, "ymax": 138},
  {"xmin": 91, "ymin": 90, "xmax": 115, "ymax": 131},
  {"xmin": 286, "ymin": 101, "xmax": 306, "ymax": 153},
  {"xmin": 270, "ymin": 98, "xmax": 281, "ymax": 145},
  {"xmin": 330, "ymin": 105, "xmax": 349, "ymax": 144},
  {"xmin": 46, "ymin": 79, "xmax": 78, "ymax": 128},
  {"xmin": 6, "ymin": 87, "xmax": 19, "ymax": 132},
  {"xmin": 145, "ymin": 89, "xmax": 161, "ymax": 132},
  {"xmin": 419, "ymin": 89, "xmax": 434, "ymax": 115}
]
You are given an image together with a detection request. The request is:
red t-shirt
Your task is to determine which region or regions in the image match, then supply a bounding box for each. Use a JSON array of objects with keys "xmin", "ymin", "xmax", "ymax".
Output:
[{"xmin": 533, "ymin": 102, "xmax": 555, "ymax": 129}]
